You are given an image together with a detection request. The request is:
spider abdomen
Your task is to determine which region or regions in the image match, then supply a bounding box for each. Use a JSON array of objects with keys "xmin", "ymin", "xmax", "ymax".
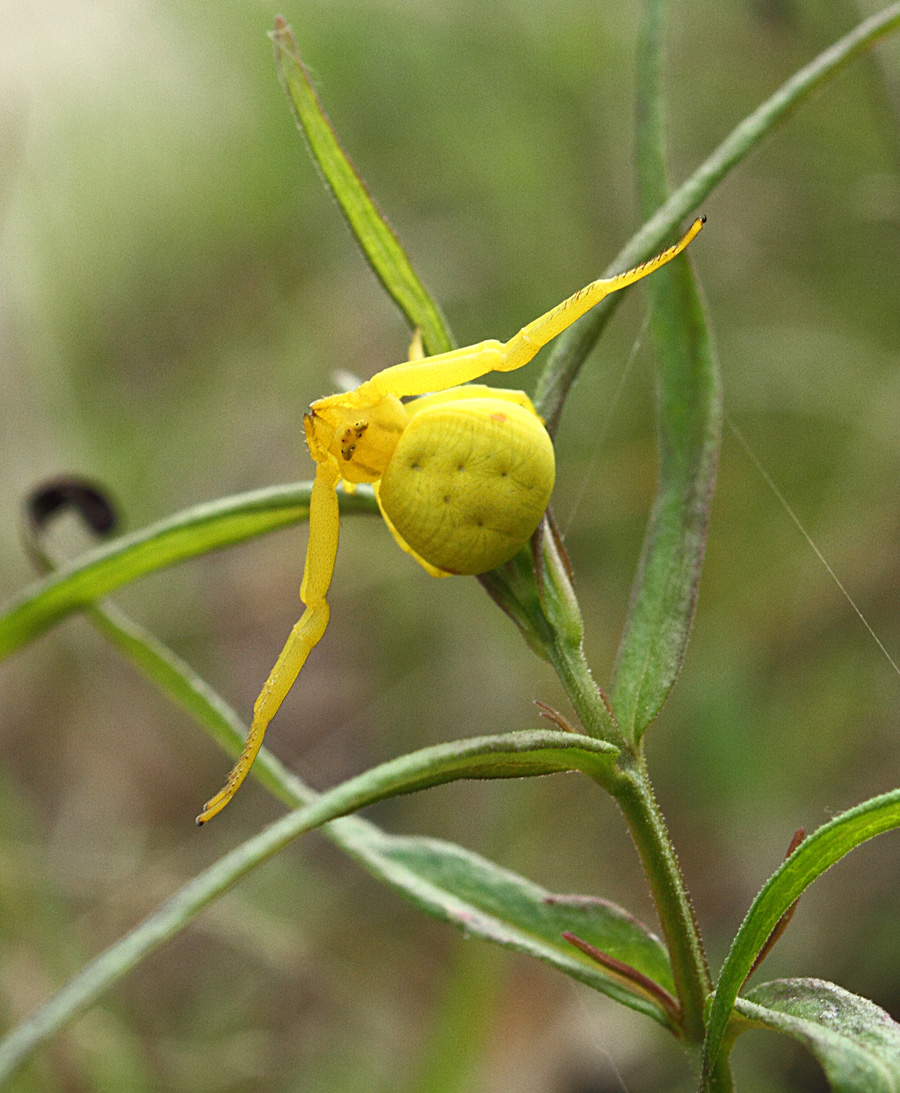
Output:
[{"xmin": 378, "ymin": 397, "xmax": 555, "ymax": 575}]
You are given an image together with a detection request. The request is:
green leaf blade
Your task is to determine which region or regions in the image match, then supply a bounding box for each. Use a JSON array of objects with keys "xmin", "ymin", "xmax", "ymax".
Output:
[
  {"xmin": 92, "ymin": 604, "xmax": 661, "ymax": 1026},
  {"xmin": 704, "ymin": 788, "xmax": 900, "ymax": 1077},
  {"xmin": 533, "ymin": 2, "xmax": 900, "ymax": 432},
  {"xmin": 325, "ymin": 729, "xmax": 619, "ymax": 799},
  {"xmin": 0, "ymin": 482, "xmax": 378, "ymax": 661},
  {"xmin": 0, "ymin": 728, "xmax": 619, "ymax": 1082},
  {"xmin": 612, "ymin": 0, "xmax": 721, "ymax": 743},
  {"xmin": 737, "ymin": 979, "xmax": 900, "ymax": 1093},
  {"xmin": 89, "ymin": 600, "xmax": 649, "ymax": 1023},
  {"xmin": 345, "ymin": 831, "xmax": 675, "ymax": 1025},
  {"xmin": 608, "ymin": 256, "xmax": 720, "ymax": 740},
  {"xmin": 271, "ymin": 19, "xmax": 453, "ymax": 356},
  {"xmin": 87, "ymin": 597, "xmax": 667, "ymax": 1026}
]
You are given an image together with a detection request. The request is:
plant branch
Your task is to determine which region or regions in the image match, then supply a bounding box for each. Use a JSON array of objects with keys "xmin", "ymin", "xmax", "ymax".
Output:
[{"xmin": 534, "ymin": 1, "xmax": 900, "ymax": 432}]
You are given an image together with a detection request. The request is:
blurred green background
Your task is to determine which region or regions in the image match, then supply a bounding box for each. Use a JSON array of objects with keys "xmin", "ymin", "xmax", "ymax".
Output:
[{"xmin": 2, "ymin": 0, "xmax": 900, "ymax": 1089}]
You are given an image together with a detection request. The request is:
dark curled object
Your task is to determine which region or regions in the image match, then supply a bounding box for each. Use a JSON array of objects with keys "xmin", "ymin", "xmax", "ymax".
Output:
[{"xmin": 25, "ymin": 476, "xmax": 119, "ymax": 540}]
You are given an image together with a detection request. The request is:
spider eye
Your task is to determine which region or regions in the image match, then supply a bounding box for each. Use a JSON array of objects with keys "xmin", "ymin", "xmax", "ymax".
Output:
[
  {"xmin": 327, "ymin": 395, "xmax": 409, "ymax": 483},
  {"xmin": 339, "ymin": 421, "xmax": 368, "ymax": 460}
]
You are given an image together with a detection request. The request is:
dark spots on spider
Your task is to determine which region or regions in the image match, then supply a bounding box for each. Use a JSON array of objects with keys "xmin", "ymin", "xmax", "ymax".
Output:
[
  {"xmin": 457, "ymin": 464, "xmax": 465, "ymax": 473},
  {"xmin": 340, "ymin": 422, "xmax": 368, "ymax": 462},
  {"xmin": 409, "ymin": 459, "xmax": 421, "ymax": 470},
  {"xmin": 443, "ymin": 496, "xmax": 451, "ymax": 504}
]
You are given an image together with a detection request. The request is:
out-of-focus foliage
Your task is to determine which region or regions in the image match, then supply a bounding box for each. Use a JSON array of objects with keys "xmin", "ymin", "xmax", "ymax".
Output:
[{"xmin": 2, "ymin": 1, "xmax": 900, "ymax": 1090}]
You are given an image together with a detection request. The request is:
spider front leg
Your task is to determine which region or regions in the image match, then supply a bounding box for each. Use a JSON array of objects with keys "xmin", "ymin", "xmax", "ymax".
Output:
[
  {"xmin": 499, "ymin": 216, "xmax": 705, "ymax": 371},
  {"xmin": 355, "ymin": 217, "xmax": 705, "ymax": 402},
  {"xmin": 196, "ymin": 458, "xmax": 342, "ymax": 824}
]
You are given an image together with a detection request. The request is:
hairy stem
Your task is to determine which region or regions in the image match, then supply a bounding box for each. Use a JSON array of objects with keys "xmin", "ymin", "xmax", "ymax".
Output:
[
  {"xmin": 612, "ymin": 751, "xmax": 711, "ymax": 1047},
  {"xmin": 545, "ymin": 630, "xmax": 713, "ymax": 1051},
  {"xmin": 545, "ymin": 637, "xmax": 623, "ymax": 751}
]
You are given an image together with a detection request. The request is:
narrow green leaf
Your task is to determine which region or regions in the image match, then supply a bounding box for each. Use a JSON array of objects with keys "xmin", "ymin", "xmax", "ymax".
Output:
[
  {"xmin": 0, "ymin": 728, "xmax": 616, "ymax": 1083},
  {"xmin": 533, "ymin": 2, "xmax": 900, "ymax": 432},
  {"xmin": 736, "ymin": 979, "xmax": 900, "ymax": 1093},
  {"xmin": 704, "ymin": 788, "xmax": 900, "ymax": 1078},
  {"xmin": 341, "ymin": 831, "xmax": 676, "ymax": 1026},
  {"xmin": 0, "ymin": 482, "xmax": 378, "ymax": 661},
  {"xmin": 611, "ymin": 0, "xmax": 721, "ymax": 742},
  {"xmin": 91, "ymin": 600, "xmax": 647, "ymax": 1022},
  {"xmin": 308, "ymin": 728, "xmax": 618, "ymax": 794},
  {"xmin": 96, "ymin": 606, "xmax": 652, "ymax": 1021},
  {"xmin": 90, "ymin": 590, "xmax": 661, "ymax": 1025},
  {"xmin": 271, "ymin": 18, "xmax": 453, "ymax": 356}
]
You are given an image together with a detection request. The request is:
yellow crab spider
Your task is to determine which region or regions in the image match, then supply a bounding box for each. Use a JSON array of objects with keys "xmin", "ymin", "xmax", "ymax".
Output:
[{"xmin": 196, "ymin": 216, "xmax": 705, "ymax": 824}]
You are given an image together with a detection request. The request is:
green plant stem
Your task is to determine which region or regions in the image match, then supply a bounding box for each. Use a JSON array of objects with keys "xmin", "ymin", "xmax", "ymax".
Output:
[
  {"xmin": 544, "ymin": 636, "xmax": 623, "ymax": 752},
  {"xmin": 705, "ymin": 1054, "xmax": 737, "ymax": 1093},
  {"xmin": 545, "ymin": 631, "xmax": 713, "ymax": 1053},
  {"xmin": 612, "ymin": 752, "xmax": 710, "ymax": 1049},
  {"xmin": 613, "ymin": 760, "xmax": 736, "ymax": 1093}
]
